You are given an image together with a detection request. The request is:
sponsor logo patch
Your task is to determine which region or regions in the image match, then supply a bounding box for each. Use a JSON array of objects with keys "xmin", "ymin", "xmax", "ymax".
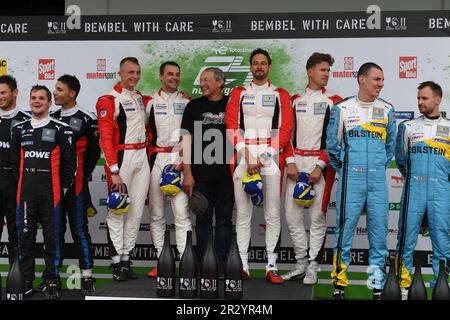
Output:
[
  {"xmin": 262, "ymin": 94, "xmax": 275, "ymax": 107},
  {"xmin": 372, "ymin": 107, "xmax": 385, "ymax": 120},
  {"xmin": 314, "ymin": 102, "xmax": 327, "ymax": 115},
  {"xmin": 436, "ymin": 125, "xmax": 449, "ymax": 137},
  {"xmin": 173, "ymin": 103, "xmax": 185, "ymax": 115},
  {"xmin": 41, "ymin": 128, "xmax": 56, "ymax": 142},
  {"xmin": 69, "ymin": 117, "xmax": 82, "ymax": 132}
]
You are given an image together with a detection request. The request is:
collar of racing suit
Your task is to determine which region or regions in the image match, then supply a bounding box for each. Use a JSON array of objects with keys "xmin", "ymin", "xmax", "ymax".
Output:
[
  {"xmin": 305, "ymin": 87, "xmax": 323, "ymax": 96},
  {"xmin": 120, "ymin": 86, "xmax": 136, "ymax": 97},
  {"xmin": 31, "ymin": 116, "xmax": 51, "ymax": 128},
  {"xmin": 0, "ymin": 106, "xmax": 20, "ymax": 118},
  {"xmin": 113, "ymin": 82, "xmax": 138, "ymax": 98},
  {"xmin": 159, "ymin": 89, "xmax": 179, "ymax": 100},
  {"xmin": 250, "ymin": 81, "xmax": 270, "ymax": 92},
  {"xmin": 60, "ymin": 104, "xmax": 79, "ymax": 117},
  {"xmin": 356, "ymin": 96, "xmax": 375, "ymax": 107},
  {"xmin": 423, "ymin": 114, "xmax": 441, "ymax": 123}
]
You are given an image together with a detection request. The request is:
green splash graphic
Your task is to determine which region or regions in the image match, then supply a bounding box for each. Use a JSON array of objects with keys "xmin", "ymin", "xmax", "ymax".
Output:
[{"xmin": 138, "ymin": 40, "xmax": 307, "ymax": 98}]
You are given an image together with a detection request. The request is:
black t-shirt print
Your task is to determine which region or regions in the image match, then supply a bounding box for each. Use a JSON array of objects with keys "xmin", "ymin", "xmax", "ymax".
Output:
[{"xmin": 181, "ymin": 96, "xmax": 233, "ymax": 181}]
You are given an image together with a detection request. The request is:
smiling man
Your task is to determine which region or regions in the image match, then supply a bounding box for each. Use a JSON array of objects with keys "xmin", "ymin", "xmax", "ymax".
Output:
[
  {"xmin": 146, "ymin": 61, "xmax": 192, "ymax": 278},
  {"xmin": 326, "ymin": 62, "xmax": 396, "ymax": 300},
  {"xmin": 96, "ymin": 57, "xmax": 151, "ymax": 281},
  {"xmin": 11, "ymin": 85, "xmax": 76, "ymax": 299},
  {"xmin": 180, "ymin": 67, "xmax": 234, "ymax": 276}
]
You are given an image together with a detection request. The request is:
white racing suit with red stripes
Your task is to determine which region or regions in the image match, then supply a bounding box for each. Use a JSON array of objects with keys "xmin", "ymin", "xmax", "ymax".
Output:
[
  {"xmin": 284, "ymin": 87, "xmax": 342, "ymax": 262},
  {"xmin": 225, "ymin": 81, "xmax": 293, "ymax": 272},
  {"xmin": 147, "ymin": 89, "xmax": 191, "ymax": 257},
  {"xmin": 96, "ymin": 83, "xmax": 151, "ymax": 258}
]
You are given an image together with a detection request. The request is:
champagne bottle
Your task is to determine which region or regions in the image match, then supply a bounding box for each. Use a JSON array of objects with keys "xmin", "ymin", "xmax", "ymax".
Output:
[
  {"xmin": 381, "ymin": 255, "xmax": 401, "ymax": 300},
  {"xmin": 224, "ymin": 231, "xmax": 243, "ymax": 300},
  {"xmin": 432, "ymin": 260, "xmax": 450, "ymax": 300},
  {"xmin": 156, "ymin": 229, "xmax": 176, "ymax": 298},
  {"xmin": 408, "ymin": 262, "xmax": 427, "ymax": 300},
  {"xmin": 179, "ymin": 230, "xmax": 197, "ymax": 298},
  {"xmin": 200, "ymin": 231, "xmax": 218, "ymax": 299},
  {"xmin": 6, "ymin": 254, "xmax": 25, "ymax": 300}
]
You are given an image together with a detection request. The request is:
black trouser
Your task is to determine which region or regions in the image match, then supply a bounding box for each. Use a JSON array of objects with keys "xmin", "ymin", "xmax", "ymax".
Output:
[
  {"xmin": 194, "ymin": 177, "xmax": 234, "ymax": 264},
  {"xmin": 0, "ymin": 171, "xmax": 18, "ymax": 266},
  {"xmin": 60, "ymin": 179, "xmax": 94, "ymax": 271},
  {"xmin": 16, "ymin": 189, "xmax": 62, "ymax": 282}
]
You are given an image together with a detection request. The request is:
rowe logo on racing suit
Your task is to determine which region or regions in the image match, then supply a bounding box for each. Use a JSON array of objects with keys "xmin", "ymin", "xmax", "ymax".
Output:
[{"xmin": 24, "ymin": 150, "xmax": 50, "ymax": 159}]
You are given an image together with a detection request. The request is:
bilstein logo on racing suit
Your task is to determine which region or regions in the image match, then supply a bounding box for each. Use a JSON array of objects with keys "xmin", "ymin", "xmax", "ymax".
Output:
[
  {"xmin": 192, "ymin": 47, "xmax": 252, "ymax": 96},
  {"xmin": 86, "ymin": 58, "xmax": 116, "ymax": 80},
  {"xmin": 348, "ymin": 130, "xmax": 383, "ymax": 139},
  {"xmin": 411, "ymin": 145, "xmax": 446, "ymax": 156},
  {"xmin": 24, "ymin": 151, "xmax": 50, "ymax": 159}
]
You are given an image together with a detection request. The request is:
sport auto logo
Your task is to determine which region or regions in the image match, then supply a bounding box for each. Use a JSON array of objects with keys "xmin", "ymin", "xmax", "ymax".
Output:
[
  {"xmin": 399, "ymin": 57, "xmax": 417, "ymax": 79},
  {"xmin": 38, "ymin": 59, "xmax": 55, "ymax": 80}
]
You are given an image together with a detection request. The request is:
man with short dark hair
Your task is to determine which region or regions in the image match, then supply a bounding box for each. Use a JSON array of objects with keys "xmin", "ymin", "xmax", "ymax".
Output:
[
  {"xmin": 51, "ymin": 74, "xmax": 100, "ymax": 295},
  {"xmin": 146, "ymin": 61, "xmax": 191, "ymax": 278},
  {"xmin": 226, "ymin": 48, "xmax": 294, "ymax": 284},
  {"xmin": 326, "ymin": 62, "xmax": 396, "ymax": 300},
  {"xmin": 11, "ymin": 85, "xmax": 76, "ymax": 299},
  {"xmin": 181, "ymin": 67, "xmax": 234, "ymax": 274},
  {"xmin": 395, "ymin": 81, "xmax": 450, "ymax": 299},
  {"xmin": 0, "ymin": 75, "xmax": 30, "ymax": 266},
  {"xmin": 96, "ymin": 57, "xmax": 151, "ymax": 281},
  {"xmin": 282, "ymin": 53, "xmax": 342, "ymax": 284}
]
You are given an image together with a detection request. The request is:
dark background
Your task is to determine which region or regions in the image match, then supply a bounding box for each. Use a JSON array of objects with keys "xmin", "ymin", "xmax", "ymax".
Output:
[{"xmin": 2, "ymin": 0, "xmax": 65, "ymax": 15}]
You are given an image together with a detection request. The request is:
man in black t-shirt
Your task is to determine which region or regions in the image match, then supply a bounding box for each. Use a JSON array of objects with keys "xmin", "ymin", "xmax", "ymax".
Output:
[{"xmin": 181, "ymin": 67, "xmax": 234, "ymax": 272}]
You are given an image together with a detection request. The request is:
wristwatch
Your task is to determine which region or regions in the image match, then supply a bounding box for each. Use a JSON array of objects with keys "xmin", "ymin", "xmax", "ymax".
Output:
[{"xmin": 111, "ymin": 170, "xmax": 119, "ymax": 176}]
